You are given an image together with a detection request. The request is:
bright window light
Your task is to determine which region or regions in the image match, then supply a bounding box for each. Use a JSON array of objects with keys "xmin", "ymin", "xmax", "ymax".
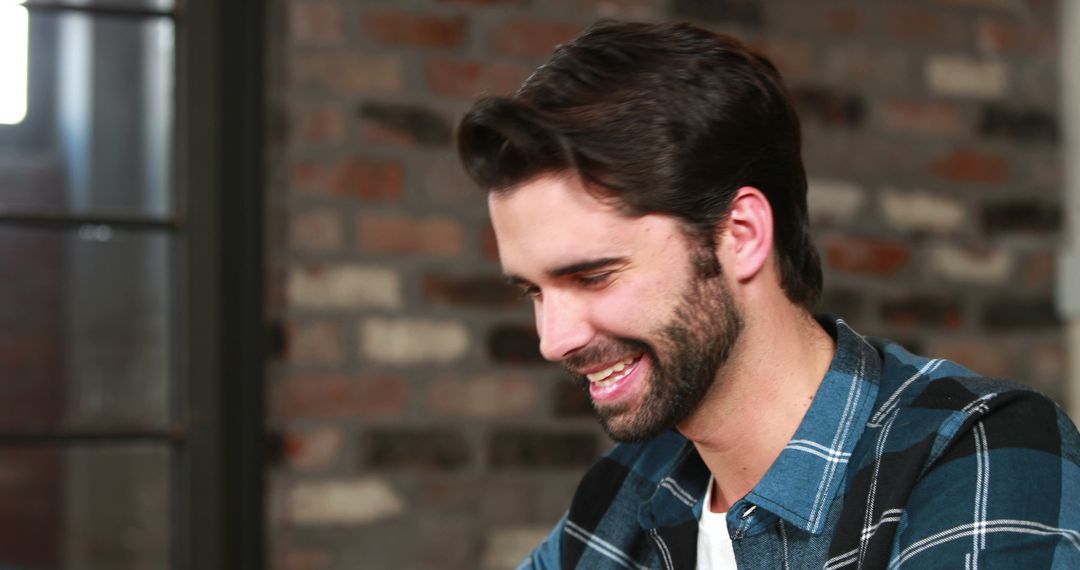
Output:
[{"xmin": 0, "ymin": 0, "xmax": 29, "ymax": 125}]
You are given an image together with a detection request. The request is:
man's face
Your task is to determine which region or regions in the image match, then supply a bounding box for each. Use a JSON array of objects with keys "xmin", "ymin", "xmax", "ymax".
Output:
[{"xmin": 489, "ymin": 174, "xmax": 743, "ymax": 442}]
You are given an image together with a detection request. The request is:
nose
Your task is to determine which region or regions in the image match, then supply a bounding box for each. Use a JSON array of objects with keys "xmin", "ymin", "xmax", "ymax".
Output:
[{"xmin": 536, "ymin": 292, "xmax": 594, "ymax": 362}]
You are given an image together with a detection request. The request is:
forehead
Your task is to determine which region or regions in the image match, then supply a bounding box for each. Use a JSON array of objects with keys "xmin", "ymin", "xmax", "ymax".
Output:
[{"xmin": 488, "ymin": 174, "xmax": 682, "ymax": 277}]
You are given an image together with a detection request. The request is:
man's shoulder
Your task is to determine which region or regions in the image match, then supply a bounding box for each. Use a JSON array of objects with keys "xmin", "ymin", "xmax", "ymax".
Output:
[{"xmin": 859, "ymin": 336, "xmax": 1077, "ymax": 465}]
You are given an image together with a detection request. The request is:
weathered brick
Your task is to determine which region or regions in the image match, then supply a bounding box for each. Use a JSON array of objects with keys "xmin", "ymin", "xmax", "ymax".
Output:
[
  {"xmin": 424, "ymin": 153, "xmax": 480, "ymax": 205},
  {"xmin": 581, "ymin": 0, "xmax": 655, "ymax": 19},
  {"xmin": 880, "ymin": 189, "xmax": 966, "ymax": 233},
  {"xmin": 279, "ymin": 547, "xmax": 331, "ymax": 570},
  {"xmin": 981, "ymin": 297, "xmax": 1059, "ymax": 330},
  {"xmin": 283, "ymin": 426, "xmax": 343, "ymax": 471},
  {"xmin": 876, "ymin": 99, "xmax": 964, "ymax": 137},
  {"xmin": 765, "ymin": 3, "xmax": 863, "ymax": 36},
  {"xmin": 427, "ymin": 374, "xmax": 537, "ymax": 418},
  {"xmin": 825, "ymin": 236, "xmax": 911, "ymax": 276},
  {"xmin": 929, "ymin": 245, "xmax": 1013, "ymax": 285},
  {"xmin": 360, "ymin": 318, "xmax": 469, "ymax": 364},
  {"xmin": 887, "ymin": 6, "xmax": 966, "ymax": 44},
  {"xmin": 1020, "ymin": 251, "xmax": 1055, "ymax": 289},
  {"xmin": 818, "ymin": 288, "xmax": 865, "ymax": 321},
  {"xmin": 426, "ymin": 58, "xmax": 533, "ymax": 98},
  {"xmin": 482, "ymin": 527, "xmax": 553, "ymax": 570},
  {"xmin": 670, "ymin": 0, "xmax": 764, "ymax": 26},
  {"xmin": 487, "ymin": 324, "xmax": 545, "ymax": 364},
  {"xmin": 288, "ymin": 478, "xmax": 405, "ymax": 525},
  {"xmin": 927, "ymin": 338, "xmax": 1013, "ymax": 378},
  {"xmin": 272, "ymin": 373, "xmax": 408, "ymax": 420},
  {"xmin": 363, "ymin": 9, "xmax": 467, "ymax": 49},
  {"xmin": 930, "ymin": 147, "xmax": 1009, "ymax": 184},
  {"xmin": 751, "ymin": 38, "xmax": 815, "ymax": 80},
  {"xmin": 358, "ymin": 101, "xmax": 453, "ymax": 148},
  {"xmin": 423, "ymin": 274, "xmax": 523, "ymax": 308},
  {"xmin": 332, "ymin": 157, "xmax": 403, "ymax": 201},
  {"xmin": 488, "ymin": 429, "xmax": 599, "ymax": 468},
  {"xmin": 360, "ymin": 427, "xmax": 472, "ymax": 470},
  {"xmin": 287, "ymin": 265, "xmax": 401, "ymax": 309},
  {"xmin": 490, "ymin": 20, "xmax": 582, "ymax": 58},
  {"xmin": 975, "ymin": 17, "xmax": 1056, "ymax": 56},
  {"xmin": 553, "ymin": 380, "xmax": 593, "ymax": 418},
  {"xmin": 290, "ymin": 1, "xmax": 343, "ymax": 45},
  {"xmin": 880, "ymin": 295, "xmax": 964, "ymax": 330},
  {"xmin": 285, "ymin": 320, "xmax": 344, "ymax": 364},
  {"xmin": 822, "ymin": 46, "xmax": 911, "ymax": 91},
  {"xmin": 926, "ymin": 56, "xmax": 1007, "ymax": 100},
  {"xmin": 358, "ymin": 215, "xmax": 463, "ymax": 257},
  {"xmin": 807, "ymin": 179, "xmax": 865, "ymax": 226},
  {"xmin": 292, "ymin": 53, "xmax": 403, "ymax": 94},
  {"xmin": 289, "ymin": 210, "xmax": 343, "ymax": 252},
  {"xmin": 790, "ymin": 86, "xmax": 864, "ymax": 128},
  {"xmin": 292, "ymin": 104, "xmax": 347, "ymax": 144},
  {"xmin": 980, "ymin": 200, "xmax": 1061, "ymax": 235},
  {"xmin": 977, "ymin": 105, "xmax": 1058, "ymax": 143}
]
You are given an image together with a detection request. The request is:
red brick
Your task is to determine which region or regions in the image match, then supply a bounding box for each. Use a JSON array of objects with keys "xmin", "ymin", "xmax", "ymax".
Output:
[
  {"xmin": 877, "ymin": 99, "xmax": 964, "ymax": 137},
  {"xmin": 928, "ymin": 338, "xmax": 1013, "ymax": 378},
  {"xmin": 930, "ymin": 147, "xmax": 1009, "ymax": 184},
  {"xmin": 284, "ymin": 320, "xmax": 344, "ymax": 364},
  {"xmin": 825, "ymin": 5, "xmax": 863, "ymax": 34},
  {"xmin": 290, "ymin": 158, "xmax": 404, "ymax": 200},
  {"xmin": 358, "ymin": 215, "xmax": 463, "ymax": 257},
  {"xmin": 291, "ymin": 1, "xmax": 343, "ymax": 45},
  {"xmin": 438, "ymin": 0, "xmax": 523, "ymax": 4},
  {"xmin": 750, "ymin": 38, "xmax": 815, "ymax": 81},
  {"xmin": 826, "ymin": 236, "xmax": 911, "ymax": 276},
  {"xmin": 293, "ymin": 105, "xmax": 347, "ymax": 144},
  {"xmin": 426, "ymin": 58, "xmax": 533, "ymax": 98},
  {"xmin": 292, "ymin": 53, "xmax": 403, "ymax": 94},
  {"xmin": 975, "ymin": 17, "xmax": 1056, "ymax": 56},
  {"xmin": 364, "ymin": 9, "xmax": 467, "ymax": 49},
  {"xmin": 887, "ymin": 6, "xmax": 966, "ymax": 44},
  {"xmin": 272, "ymin": 374, "xmax": 407, "ymax": 420},
  {"xmin": 426, "ymin": 375, "xmax": 537, "ymax": 418},
  {"xmin": 490, "ymin": 20, "xmax": 583, "ymax": 58},
  {"xmin": 289, "ymin": 210, "xmax": 343, "ymax": 252},
  {"xmin": 332, "ymin": 157, "xmax": 404, "ymax": 200},
  {"xmin": 283, "ymin": 426, "xmax": 343, "ymax": 471}
]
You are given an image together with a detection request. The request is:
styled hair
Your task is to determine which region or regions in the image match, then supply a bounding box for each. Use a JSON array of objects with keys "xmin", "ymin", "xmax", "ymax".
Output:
[{"xmin": 456, "ymin": 20, "xmax": 821, "ymax": 308}]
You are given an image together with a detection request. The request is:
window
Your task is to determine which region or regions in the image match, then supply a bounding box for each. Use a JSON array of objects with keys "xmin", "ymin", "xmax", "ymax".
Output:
[{"xmin": 0, "ymin": 0, "xmax": 28, "ymax": 125}]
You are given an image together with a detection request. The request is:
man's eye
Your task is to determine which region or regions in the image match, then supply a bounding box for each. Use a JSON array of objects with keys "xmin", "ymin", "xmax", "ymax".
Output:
[
  {"xmin": 519, "ymin": 285, "xmax": 541, "ymax": 299},
  {"xmin": 578, "ymin": 272, "xmax": 612, "ymax": 286}
]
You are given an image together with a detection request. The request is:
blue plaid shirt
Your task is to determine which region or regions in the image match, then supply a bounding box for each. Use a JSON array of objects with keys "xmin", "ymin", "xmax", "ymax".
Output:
[{"xmin": 520, "ymin": 318, "xmax": 1080, "ymax": 569}]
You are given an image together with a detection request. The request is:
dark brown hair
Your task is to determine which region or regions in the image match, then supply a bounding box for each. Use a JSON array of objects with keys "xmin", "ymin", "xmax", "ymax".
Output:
[{"xmin": 457, "ymin": 20, "xmax": 821, "ymax": 308}]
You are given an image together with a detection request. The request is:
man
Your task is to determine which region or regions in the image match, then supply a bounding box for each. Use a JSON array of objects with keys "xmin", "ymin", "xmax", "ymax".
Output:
[{"xmin": 456, "ymin": 21, "xmax": 1080, "ymax": 569}]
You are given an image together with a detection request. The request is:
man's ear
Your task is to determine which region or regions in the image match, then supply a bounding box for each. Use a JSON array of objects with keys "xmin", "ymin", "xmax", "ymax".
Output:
[{"xmin": 718, "ymin": 186, "xmax": 774, "ymax": 282}]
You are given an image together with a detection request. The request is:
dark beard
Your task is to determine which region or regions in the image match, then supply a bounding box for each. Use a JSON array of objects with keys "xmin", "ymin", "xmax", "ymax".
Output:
[{"xmin": 564, "ymin": 268, "xmax": 743, "ymax": 442}]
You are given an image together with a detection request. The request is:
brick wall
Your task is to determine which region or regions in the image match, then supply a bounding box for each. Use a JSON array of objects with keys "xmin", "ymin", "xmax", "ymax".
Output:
[{"xmin": 265, "ymin": 1, "xmax": 1064, "ymax": 568}]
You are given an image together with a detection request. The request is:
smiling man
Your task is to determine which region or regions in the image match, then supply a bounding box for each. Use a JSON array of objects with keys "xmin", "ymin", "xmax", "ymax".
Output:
[{"xmin": 456, "ymin": 21, "xmax": 1080, "ymax": 570}]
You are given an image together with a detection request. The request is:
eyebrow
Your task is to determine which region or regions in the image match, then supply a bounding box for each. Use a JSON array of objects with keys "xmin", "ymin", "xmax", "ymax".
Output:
[{"xmin": 504, "ymin": 256, "xmax": 629, "ymax": 286}]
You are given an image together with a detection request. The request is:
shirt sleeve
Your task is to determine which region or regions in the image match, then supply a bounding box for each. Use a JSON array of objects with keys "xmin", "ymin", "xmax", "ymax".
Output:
[
  {"xmin": 517, "ymin": 512, "xmax": 567, "ymax": 570},
  {"xmin": 890, "ymin": 390, "xmax": 1080, "ymax": 568}
]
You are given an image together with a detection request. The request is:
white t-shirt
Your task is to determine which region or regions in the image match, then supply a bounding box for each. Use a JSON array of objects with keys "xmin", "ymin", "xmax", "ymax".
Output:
[{"xmin": 696, "ymin": 476, "xmax": 738, "ymax": 569}]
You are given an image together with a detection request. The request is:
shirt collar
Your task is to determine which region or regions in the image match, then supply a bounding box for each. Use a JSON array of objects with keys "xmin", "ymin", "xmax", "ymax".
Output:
[
  {"xmin": 639, "ymin": 317, "xmax": 881, "ymax": 533},
  {"xmin": 744, "ymin": 317, "xmax": 881, "ymax": 533}
]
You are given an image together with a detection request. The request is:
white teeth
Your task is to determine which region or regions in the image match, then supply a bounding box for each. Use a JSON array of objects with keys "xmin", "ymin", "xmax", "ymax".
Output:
[{"xmin": 585, "ymin": 356, "xmax": 638, "ymax": 383}]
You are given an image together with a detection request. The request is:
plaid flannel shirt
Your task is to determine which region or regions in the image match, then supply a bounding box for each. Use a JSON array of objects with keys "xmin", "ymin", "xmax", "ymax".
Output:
[{"xmin": 520, "ymin": 317, "xmax": 1080, "ymax": 569}]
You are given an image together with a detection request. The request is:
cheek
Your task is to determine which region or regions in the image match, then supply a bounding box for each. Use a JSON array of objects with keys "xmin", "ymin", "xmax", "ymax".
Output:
[{"xmin": 590, "ymin": 274, "xmax": 684, "ymax": 337}]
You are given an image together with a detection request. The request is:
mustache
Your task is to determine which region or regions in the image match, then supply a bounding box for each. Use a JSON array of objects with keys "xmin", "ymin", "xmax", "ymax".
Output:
[{"xmin": 560, "ymin": 336, "xmax": 656, "ymax": 375}]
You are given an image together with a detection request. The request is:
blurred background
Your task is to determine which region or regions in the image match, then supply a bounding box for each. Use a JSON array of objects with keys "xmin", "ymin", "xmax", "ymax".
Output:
[{"xmin": 0, "ymin": 0, "xmax": 1074, "ymax": 568}]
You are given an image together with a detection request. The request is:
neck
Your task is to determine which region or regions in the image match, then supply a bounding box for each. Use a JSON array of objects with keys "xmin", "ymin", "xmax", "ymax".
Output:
[{"xmin": 677, "ymin": 304, "xmax": 835, "ymax": 512}]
